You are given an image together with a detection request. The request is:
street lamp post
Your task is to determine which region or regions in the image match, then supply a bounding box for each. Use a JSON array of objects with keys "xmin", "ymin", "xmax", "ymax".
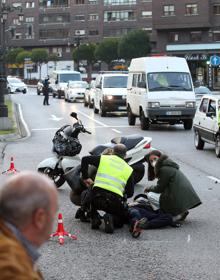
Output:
[{"xmin": 0, "ymin": 0, "xmax": 23, "ymax": 126}]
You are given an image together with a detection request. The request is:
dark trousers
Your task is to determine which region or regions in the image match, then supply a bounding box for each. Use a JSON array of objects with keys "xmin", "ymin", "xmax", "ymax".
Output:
[
  {"xmin": 43, "ymin": 93, "xmax": 49, "ymax": 105},
  {"xmin": 91, "ymin": 188, "xmax": 128, "ymax": 227},
  {"xmin": 128, "ymin": 206, "xmax": 173, "ymax": 229}
]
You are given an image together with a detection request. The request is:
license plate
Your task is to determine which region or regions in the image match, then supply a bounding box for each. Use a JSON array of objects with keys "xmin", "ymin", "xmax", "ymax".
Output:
[
  {"xmin": 166, "ymin": 111, "xmax": 181, "ymax": 116},
  {"xmin": 118, "ymin": 106, "xmax": 126, "ymax": 110}
]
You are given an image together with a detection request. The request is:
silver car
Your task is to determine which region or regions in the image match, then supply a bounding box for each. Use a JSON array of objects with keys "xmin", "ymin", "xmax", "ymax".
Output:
[{"xmin": 7, "ymin": 77, "xmax": 27, "ymax": 94}]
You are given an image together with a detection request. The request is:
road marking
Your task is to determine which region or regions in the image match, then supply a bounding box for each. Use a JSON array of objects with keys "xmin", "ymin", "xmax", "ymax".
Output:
[
  {"xmin": 76, "ymin": 110, "xmax": 108, "ymax": 127},
  {"xmin": 207, "ymin": 176, "xmax": 220, "ymax": 183},
  {"xmin": 18, "ymin": 104, "xmax": 31, "ymax": 137},
  {"xmin": 112, "ymin": 129, "xmax": 121, "ymax": 134},
  {"xmin": 187, "ymin": 234, "xmax": 191, "ymax": 243},
  {"xmin": 49, "ymin": 114, "xmax": 63, "ymax": 121}
]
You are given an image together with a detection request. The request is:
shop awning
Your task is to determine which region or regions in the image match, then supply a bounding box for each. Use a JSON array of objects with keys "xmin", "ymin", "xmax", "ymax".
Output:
[{"xmin": 166, "ymin": 43, "xmax": 220, "ymax": 51}]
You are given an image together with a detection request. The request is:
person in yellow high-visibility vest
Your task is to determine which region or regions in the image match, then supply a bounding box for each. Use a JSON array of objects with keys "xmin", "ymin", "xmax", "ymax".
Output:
[{"xmin": 80, "ymin": 144, "xmax": 134, "ymax": 233}]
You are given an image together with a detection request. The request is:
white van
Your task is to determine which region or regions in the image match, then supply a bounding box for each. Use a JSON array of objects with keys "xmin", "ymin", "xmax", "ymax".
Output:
[
  {"xmin": 127, "ymin": 56, "xmax": 196, "ymax": 130},
  {"xmin": 93, "ymin": 72, "xmax": 128, "ymax": 117},
  {"xmin": 50, "ymin": 70, "xmax": 82, "ymax": 99}
]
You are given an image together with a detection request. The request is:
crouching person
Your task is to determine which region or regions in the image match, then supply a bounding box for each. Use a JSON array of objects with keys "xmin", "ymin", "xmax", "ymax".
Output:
[
  {"xmin": 81, "ymin": 144, "xmax": 134, "ymax": 234},
  {"xmin": 128, "ymin": 194, "xmax": 175, "ymax": 238}
]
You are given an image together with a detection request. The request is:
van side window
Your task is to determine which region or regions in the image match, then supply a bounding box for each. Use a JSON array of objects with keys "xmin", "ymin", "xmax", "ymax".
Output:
[
  {"xmin": 132, "ymin": 74, "xmax": 138, "ymax": 87},
  {"xmin": 199, "ymin": 98, "xmax": 209, "ymax": 113},
  {"xmin": 208, "ymin": 100, "xmax": 216, "ymax": 116}
]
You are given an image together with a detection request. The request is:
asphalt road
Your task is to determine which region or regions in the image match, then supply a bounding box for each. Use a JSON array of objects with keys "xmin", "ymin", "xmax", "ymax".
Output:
[{"xmin": 1, "ymin": 88, "xmax": 220, "ymax": 280}]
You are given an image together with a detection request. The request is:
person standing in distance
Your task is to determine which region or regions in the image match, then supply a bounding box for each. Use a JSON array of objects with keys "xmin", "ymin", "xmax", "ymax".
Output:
[
  {"xmin": 43, "ymin": 76, "xmax": 50, "ymax": 106},
  {"xmin": 0, "ymin": 171, "xmax": 58, "ymax": 280}
]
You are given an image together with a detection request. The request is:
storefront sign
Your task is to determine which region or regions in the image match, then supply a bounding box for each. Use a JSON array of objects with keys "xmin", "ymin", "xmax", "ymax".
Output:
[{"xmin": 185, "ymin": 54, "xmax": 207, "ymax": 61}]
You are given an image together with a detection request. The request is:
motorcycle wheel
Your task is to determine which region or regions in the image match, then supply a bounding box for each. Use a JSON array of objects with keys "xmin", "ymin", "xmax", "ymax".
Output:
[
  {"xmin": 131, "ymin": 163, "xmax": 145, "ymax": 184},
  {"xmin": 38, "ymin": 167, "xmax": 65, "ymax": 188}
]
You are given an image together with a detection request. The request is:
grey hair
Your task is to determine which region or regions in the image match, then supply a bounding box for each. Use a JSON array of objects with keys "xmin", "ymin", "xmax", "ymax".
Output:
[
  {"xmin": 0, "ymin": 171, "xmax": 55, "ymax": 227},
  {"xmin": 113, "ymin": 144, "xmax": 127, "ymax": 159}
]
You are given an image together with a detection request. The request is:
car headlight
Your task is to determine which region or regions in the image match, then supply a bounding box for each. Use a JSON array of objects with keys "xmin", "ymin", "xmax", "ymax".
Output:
[
  {"xmin": 105, "ymin": 95, "xmax": 113, "ymax": 100},
  {"xmin": 148, "ymin": 102, "xmax": 160, "ymax": 108},
  {"xmin": 186, "ymin": 101, "xmax": 195, "ymax": 108}
]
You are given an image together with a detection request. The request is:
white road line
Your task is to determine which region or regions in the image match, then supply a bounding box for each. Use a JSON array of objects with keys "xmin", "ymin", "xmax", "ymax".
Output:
[
  {"xmin": 76, "ymin": 110, "xmax": 108, "ymax": 127},
  {"xmin": 112, "ymin": 129, "xmax": 121, "ymax": 134},
  {"xmin": 207, "ymin": 176, "xmax": 220, "ymax": 183},
  {"xmin": 187, "ymin": 234, "xmax": 191, "ymax": 243},
  {"xmin": 18, "ymin": 104, "xmax": 31, "ymax": 137}
]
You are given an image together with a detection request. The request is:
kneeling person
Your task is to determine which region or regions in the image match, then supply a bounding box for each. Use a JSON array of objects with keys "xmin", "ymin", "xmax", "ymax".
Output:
[{"xmin": 81, "ymin": 144, "xmax": 134, "ymax": 233}]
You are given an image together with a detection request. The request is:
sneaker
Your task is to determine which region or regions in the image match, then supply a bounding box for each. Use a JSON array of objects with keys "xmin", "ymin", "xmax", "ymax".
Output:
[
  {"xmin": 75, "ymin": 208, "xmax": 89, "ymax": 223},
  {"xmin": 179, "ymin": 211, "xmax": 189, "ymax": 221},
  {"xmin": 91, "ymin": 215, "xmax": 102, "ymax": 230},
  {"xmin": 103, "ymin": 213, "xmax": 114, "ymax": 234},
  {"xmin": 137, "ymin": 217, "xmax": 150, "ymax": 229}
]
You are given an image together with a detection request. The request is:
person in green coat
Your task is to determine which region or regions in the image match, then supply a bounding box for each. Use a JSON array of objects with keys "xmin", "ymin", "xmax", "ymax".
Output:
[{"xmin": 145, "ymin": 150, "xmax": 201, "ymax": 221}]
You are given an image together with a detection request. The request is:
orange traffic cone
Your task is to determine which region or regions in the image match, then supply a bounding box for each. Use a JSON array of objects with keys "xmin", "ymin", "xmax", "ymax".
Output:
[
  {"xmin": 50, "ymin": 213, "xmax": 77, "ymax": 245},
  {"xmin": 2, "ymin": 157, "xmax": 19, "ymax": 175}
]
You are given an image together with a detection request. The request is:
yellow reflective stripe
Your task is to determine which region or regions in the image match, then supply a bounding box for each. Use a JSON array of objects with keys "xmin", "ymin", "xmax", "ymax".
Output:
[
  {"xmin": 96, "ymin": 172, "xmax": 126, "ymax": 187},
  {"xmin": 95, "ymin": 180, "xmax": 124, "ymax": 192}
]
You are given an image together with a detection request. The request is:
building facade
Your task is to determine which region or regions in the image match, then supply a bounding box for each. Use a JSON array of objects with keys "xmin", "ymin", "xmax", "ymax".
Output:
[{"xmin": 152, "ymin": 0, "xmax": 220, "ymax": 89}]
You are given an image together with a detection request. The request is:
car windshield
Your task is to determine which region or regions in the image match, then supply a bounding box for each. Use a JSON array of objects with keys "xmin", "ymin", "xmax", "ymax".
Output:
[
  {"xmin": 103, "ymin": 76, "xmax": 128, "ymax": 88},
  {"xmin": 8, "ymin": 78, "xmax": 22, "ymax": 83},
  {"xmin": 69, "ymin": 81, "xmax": 88, "ymax": 89},
  {"xmin": 147, "ymin": 72, "xmax": 193, "ymax": 92},
  {"xmin": 60, "ymin": 73, "xmax": 81, "ymax": 83}
]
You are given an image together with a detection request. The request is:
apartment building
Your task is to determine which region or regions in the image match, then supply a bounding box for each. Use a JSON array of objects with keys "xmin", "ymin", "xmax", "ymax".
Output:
[
  {"xmin": 152, "ymin": 0, "xmax": 220, "ymax": 89},
  {"xmin": 6, "ymin": 0, "xmax": 153, "ymax": 61}
]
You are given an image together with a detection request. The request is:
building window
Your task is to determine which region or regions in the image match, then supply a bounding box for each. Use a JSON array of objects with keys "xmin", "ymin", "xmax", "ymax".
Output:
[
  {"xmin": 104, "ymin": 0, "xmax": 136, "ymax": 5},
  {"xmin": 25, "ymin": 17, "xmax": 34, "ymax": 22},
  {"xmin": 26, "ymin": 1, "xmax": 35, "ymax": 8},
  {"xmin": 88, "ymin": 0, "xmax": 98, "ymax": 4},
  {"xmin": 168, "ymin": 32, "xmax": 179, "ymax": 42},
  {"xmin": 89, "ymin": 30, "xmax": 99, "ymax": 35},
  {"xmin": 26, "ymin": 25, "xmax": 34, "ymax": 39},
  {"xmin": 39, "ymin": 29, "xmax": 69, "ymax": 39},
  {"xmin": 163, "ymin": 5, "xmax": 175, "ymax": 16},
  {"xmin": 13, "ymin": 18, "xmax": 21, "ymax": 25},
  {"xmin": 185, "ymin": 4, "xmax": 198, "ymax": 15},
  {"xmin": 14, "ymin": 33, "xmax": 22, "ymax": 40},
  {"xmin": 75, "ymin": 15, "xmax": 85, "ymax": 21},
  {"xmin": 141, "ymin": 11, "xmax": 152, "ymax": 18},
  {"xmin": 142, "ymin": 27, "xmax": 152, "ymax": 36},
  {"xmin": 190, "ymin": 31, "xmax": 202, "ymax": 42},
  {"xmin": 213, "ymin": 4, "xmax": 220, "ymax": 15},
  {"xmin": 39, "ymin": 14, "xmax": 70, "ymax": 23},
  {"xmin": 76, "ymin": 0, "xmax": 84, "ymax": 4},
  {"xmin": 213, "ymin": 32, "xmax": 220, "ymax": 42},
  {"xmin": 104, "ymin": 10, "xmax": 135, "ymax": 21},
  {"xmin": 66, "ymin": 47, "xmax": 71, "ymax": 53},
  {"xmin": 39, "ymin": 0, "xmax": 69, "ymax": 7},
  {"xmin": 89, "ymin": 14, "xmax": 99, "ymax": 20},
  {"xmin": 103, "ymin": 28, "xmax": 133, "ymax": 36}
]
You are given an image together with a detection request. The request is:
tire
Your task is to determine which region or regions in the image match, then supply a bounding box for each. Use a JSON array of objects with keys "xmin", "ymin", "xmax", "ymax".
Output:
[
  {"xmin": 194, "ymin": 130, "xmax": 204, "ymax": 150},
  {"xmin": 215, "ymin": 135, "xmax": 220, "ymax": 158},
  {"xmin": 131, "ymin": 163, "xmax": 145, "ymax": 184},
  {"xmin": 38, "ymin": 167, "xmax": 65, "ymax": 188},
  {"xmin": 53, "ymin": 92, "xmax": 56, "ymax": 98},
  {"xmin": 128, "ymin": 106, "xmax": 136, "ymax": 126},
  {"xmin": 94, "ymin": 105, "xmax": 99, "ymax": 114},
  {"xmin": 183, "ymin": 119, "xmax": 193, "ymax": 130},
  {"xmin": 88, "ymin": 98, "xmax": 93, "ymax": 108},
  {"xmin": 84, "ymin": 97, "xmax": 88, "ymax": 107},
  {"xmin": 37, "ymin": 89, "xmax": 41, "ymax": 95},
  {"xmin": 100, "ymin": 102, "xmax": 106, "ymax": 117},
  {"xmin": 140, "ymin": 111, "xmax": 150, "ymax": 130}
]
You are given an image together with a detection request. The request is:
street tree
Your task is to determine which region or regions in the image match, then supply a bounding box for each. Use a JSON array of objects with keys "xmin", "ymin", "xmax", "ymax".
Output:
[
  {"xmin": 118, "ymin": 30, "xmax": 151, "ymax": 62},
  {"xmin": 94, "ymin": 38, "xmax": 119, "ymax": 69},
  {"xmin": 73, "ymin": 43, "xmax": 96, "ymax": 81},
  {"xmin": 31, "ymin": 48, "xmax": 49, "ymax": 79},
  {"xmin": 15, "ymin": 50, "xmax": 32, "ymax": 65},
  {"xmin": 6, "ymin": 48, "xmax": 24, "ymax": 76}
]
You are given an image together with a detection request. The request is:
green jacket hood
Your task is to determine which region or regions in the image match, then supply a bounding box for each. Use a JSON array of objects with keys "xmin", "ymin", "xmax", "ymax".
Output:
[{"xmin": 155, "ymin": 155, "xmax": 179, "ymax": 176}]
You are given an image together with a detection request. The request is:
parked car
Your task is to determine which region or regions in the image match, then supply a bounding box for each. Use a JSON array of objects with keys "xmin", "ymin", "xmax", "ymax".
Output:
[
  {"xmin": 7, "ymin": 77, "xmax": 27, "ymax": 94},
  {"xmin": 194, "ymin": 86, "xmax": 212, "ymax": 106},
  {"xmin": 64, "ymin": 81, "xmax": 88, "ymax": 102},
  {"xmin": 84, "ymin": 80, "xmax": 96, "ymax": 108},
  {"xmin": 193, "ymin": 94, "xmax": 220, "ymax": 157},
  {"xmin": 37, "ymin": 79, "xmax": 52, "ymax": 95},
  {"xmin": 93, "ymin": 72, "xmax": 128, "ymax": 117}
]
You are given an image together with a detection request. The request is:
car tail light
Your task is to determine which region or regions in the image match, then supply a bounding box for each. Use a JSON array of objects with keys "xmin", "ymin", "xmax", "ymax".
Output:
[{"xmin": 144, "ymin": 142, "xmax": 151, "ymax": 149}]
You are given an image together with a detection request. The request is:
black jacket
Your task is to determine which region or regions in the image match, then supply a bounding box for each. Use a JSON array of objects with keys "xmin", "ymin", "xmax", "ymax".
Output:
[{"xmin": 81, "ymin": 155, "xmax": 134, "ymax": 198}]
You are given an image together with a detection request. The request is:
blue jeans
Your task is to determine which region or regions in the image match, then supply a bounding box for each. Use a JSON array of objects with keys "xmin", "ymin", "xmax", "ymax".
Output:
[{"xmin": 128, "ymin": 206, "xmax": 173, "ymax": 229}]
